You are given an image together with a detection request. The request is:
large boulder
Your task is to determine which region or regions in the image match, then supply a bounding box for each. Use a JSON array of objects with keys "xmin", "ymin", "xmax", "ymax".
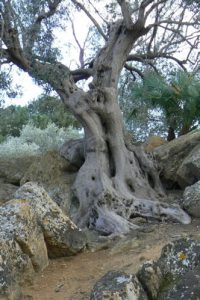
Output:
[
  {"xmin": 137, "ymin": 238, "xmax": 200, "ymax": 299},
  {"xmin": 182, "ymin": 181, "xmax": 200, "ymax": 217},
  {"xmin": 20, "ymin": 151, "xmax": 77, "ymax": 214},
  {"xmin": 0, "ymin": 237, "xmax": 34, "ymax": 300},
  {"xmin": 137, "ymin": 260, "xmax": 162, "ymax": 300},
  {"xmin": 59, "ymin": 138, "xmax": 85, "ymax": 170},
  {"xmin": 177, "ymin": 145, "xmax": 200, "ymax": 188},
  {"xmin": 0, "ymin": 156, "xmax": 35, "ymax": 185},
  {"xmin": 0, "ymin": 199, "xmax": 49, "ymax": 300},
  {"xmin": 15, "ymin": 182, "xmax": 86, "ymax": 258},
  {"xmin": 159, "ymin": 267, "xmax": 200, "ymax": 300},
  {"xmin": 0, "ymin": 155, "xmax": 36, "ymax": 206},
  {"xmin": 0, "ymin": 182, "xmax": 87, "ymax": 299},
  {"xmin": 154, "ymin": 131, "xmax": 200, "ymax": 188},
  {"xmin": 0, "ymin": 179, "xmax": 18, "ymax": 206},
  {"xmin": 90, "ymin": 271, "xmax": 148, "ymax": 300}
]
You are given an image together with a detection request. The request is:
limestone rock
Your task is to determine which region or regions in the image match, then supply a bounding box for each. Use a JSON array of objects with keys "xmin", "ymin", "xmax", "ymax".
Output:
[
  {"xmin": 137, "ymin": 260, "xmax": 163, "ymax": 299},
  {"xmin": 159, "ymin": 267, "xmax": 200, "ymax": 300},
  {"xmin": 15, "ymin": 182, "xmax": 86, "ymax": 258},
  {"xmin": 0, "ymin": 179, "xmax": 18, "ymax": 205},
  {"xmin": 0, "ymin": 156, "xmax": 34, "ymax": 185},
  {"xmin": 157, "ymin": 238, "xmax": 200, "ymax": 277},
  {"xmin": 20, "ymin": 151, "xmax": 76, "ymax": 214},
  {"xmin": 0, "ymin": 182, "xmax": 86, "ymax": 299},
  {"xmin": 59, "ymin": 138, "xmax": 85, "ymax": 170},
  {"xmin": 177, "ymin": 145, "xmax": 200, "ymax": 188},
  {"xmin": 137, "ymin": 238, "xmax": 200, "ymax": 300},
  {"xmin": 182, "ymin": 181, "xmax": 200, "ymax": 217},
  {"xmin": 154, "ymin": 131, "xmax": 200, "ymax": 188},
  {"xmin": 0, "ymin": 199, "xmax": 49, "ymax": 272},
  {"xmin": 0, "ymin": 199, "xmax": 48, "ymax": 300},
  {"xmin": 0, "ymin": 237, "xmax": 33, "ymax": 300},
  {"xmin": 90, "ymin": 271, "xmax": 148, "ymax": 300}
]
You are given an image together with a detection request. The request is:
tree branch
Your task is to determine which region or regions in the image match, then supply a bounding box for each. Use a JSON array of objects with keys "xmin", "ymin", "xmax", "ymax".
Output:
[
  {"xmin": 1, "ymin": 1, "xmax": 29, "ymax": 70},
  {"xmin": 88, "ymin": 0, "xmax": 109, "ymax": 26},
  {"xmin": 71, "ymin": 67, "xmax": 93, "ymax": 82},
  {"xmin": 144, "ymin": 0, "xmax": 167, "ymax": 21},
  {"xmin": 127, "ymin": 52, "xmax": 188, "ymax": 71},
  {"xmin": 71, "ymin": 0, "xmax": 107, "ymax": 41},
  {"xmin": 124, "ymin": 63, "xmax": 144, "ymax": 79},
  {"xmin": 69, "ymin": 17, "xmax": 85, "ymax": 68},
  {"xmin": 117, "ymin": 0, "xmax": 133, "ymax": 29}
]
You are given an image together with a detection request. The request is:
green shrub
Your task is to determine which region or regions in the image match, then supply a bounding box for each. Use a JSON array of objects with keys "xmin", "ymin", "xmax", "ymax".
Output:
[{"xmin": 0, "ymin": 123, "xmax": 81, "ymax": 158}]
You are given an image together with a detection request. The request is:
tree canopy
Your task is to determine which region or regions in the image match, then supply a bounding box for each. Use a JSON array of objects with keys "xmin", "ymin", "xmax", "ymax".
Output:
[{"xmin": 0, "ymin": 0, "xmax": 199, "ymax": 94}]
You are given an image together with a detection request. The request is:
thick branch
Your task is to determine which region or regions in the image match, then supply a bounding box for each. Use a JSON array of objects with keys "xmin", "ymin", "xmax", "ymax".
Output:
[
  {"xmin": 136, "ymin": 0, "xmax": 154, "ymax": 26},
  {"xmin": 117, "ymin": 0, "xmax": 133, "ymax": 29},
  {"xmin": 71, "ymin": 68, "xmax": 93, "ymax": 82}
]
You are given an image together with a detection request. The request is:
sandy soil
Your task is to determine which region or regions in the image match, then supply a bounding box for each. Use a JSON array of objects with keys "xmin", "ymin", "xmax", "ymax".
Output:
[{"xmin": 21, "ymin": 220, "xmax": 200, "ymax": 300}]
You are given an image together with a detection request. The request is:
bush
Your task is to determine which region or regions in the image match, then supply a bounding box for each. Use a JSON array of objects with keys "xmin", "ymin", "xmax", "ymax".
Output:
[{"xmin": 0, "ymin": 123, "xmax": 81, "ymax": 158}]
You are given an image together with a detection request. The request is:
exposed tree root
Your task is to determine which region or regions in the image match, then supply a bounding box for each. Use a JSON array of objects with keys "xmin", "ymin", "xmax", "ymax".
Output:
[{"xmin": 61, "ymin": 136, "xmax": 191, "ymax": 235}]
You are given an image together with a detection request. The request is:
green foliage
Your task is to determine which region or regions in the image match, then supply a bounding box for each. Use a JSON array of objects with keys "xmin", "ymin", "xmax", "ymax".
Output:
[
  {"xmin": 129, "ymin": 70, "xmax": 200, "ymax": 136},
  {"xmin": 0, "ymin": 71, "xmax": 22, "ymax": 106},
  {"xmin": 27, "ymin": 95, "xmax": 80, "ymax": 129},
  {"xmin": 0, "ymin": 105, "xmax": 29, "ymax": 138},
  {"xmin": 0, "ymin": 95, "xmax": 81, "ymax": 141},
  {"xmin": 119, "ymin": 71, "xmax": 167, "ymax": 140},
  {"xmin": 0, "ymin": 123, "xmax": 81, "ymax": 158},
  {"xmin": 13, "ymin": 0, "xmax": 63, "ymax": 63}
]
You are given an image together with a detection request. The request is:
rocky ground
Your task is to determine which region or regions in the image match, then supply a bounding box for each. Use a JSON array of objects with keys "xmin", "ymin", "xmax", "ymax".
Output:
[{"xmin": 21, "ymin": 219, "xmax": 200, "ymax": 300}]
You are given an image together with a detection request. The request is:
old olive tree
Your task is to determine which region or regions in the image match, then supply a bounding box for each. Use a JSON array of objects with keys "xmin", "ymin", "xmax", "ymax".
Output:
[{"xmin": 1, "ymin": 0, "xmax": 198, "ymax": 234}]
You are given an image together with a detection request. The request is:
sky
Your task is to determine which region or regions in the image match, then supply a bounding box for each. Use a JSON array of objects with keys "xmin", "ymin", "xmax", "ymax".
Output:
[{"xmin": 5, "ymin": 72, "xmax": 43, "ymax": 107}]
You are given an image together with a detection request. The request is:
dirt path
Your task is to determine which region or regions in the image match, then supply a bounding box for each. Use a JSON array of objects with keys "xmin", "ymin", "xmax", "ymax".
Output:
[{"xmin": 22, "ymin": 221, "xmax": 200, "ymax": 300}]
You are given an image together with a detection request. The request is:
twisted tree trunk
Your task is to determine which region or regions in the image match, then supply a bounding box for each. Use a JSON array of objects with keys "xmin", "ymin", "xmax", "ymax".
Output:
[{"xmin": 57, "ymin": 22, "xmax": 191, "ymax": 234}]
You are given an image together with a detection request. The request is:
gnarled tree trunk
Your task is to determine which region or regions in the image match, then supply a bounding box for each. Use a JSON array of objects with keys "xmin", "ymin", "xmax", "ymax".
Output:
[{"xmin": 58, "ymin": 22, "xmax": 191, "ymax": 234}]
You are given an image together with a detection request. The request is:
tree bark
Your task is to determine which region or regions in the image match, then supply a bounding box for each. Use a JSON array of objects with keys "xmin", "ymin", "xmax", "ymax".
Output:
[
  {"xmin": 167, "ymin": 126, "xmax": 176, "ymax": 141},
  {"xmin": 60, "ymin": 86, "xmax": 190, "ymax": 234},
  {"xmin": 57, "ymin": 21, "xmax": 191, "ymax": 234}
]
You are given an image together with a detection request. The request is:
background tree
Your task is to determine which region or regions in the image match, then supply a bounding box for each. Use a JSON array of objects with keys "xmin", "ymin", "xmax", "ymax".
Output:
[
  {"xmin": 0, "ymin": 105, "xmax": 29, "ymax": 140},
  {"xmin": 128, "ymin": 70, "xmax": 200, "ymax": 141},
  {"xmin": 0, "ymin": 0, "xmax": 198, "ymax": 233},
  {"xmin": 0, "ymin": 94, "xmax": 80, "ymax": 141},
  {"xmin": 28, "ymin": 95, "xmax": 80, "ymax": 129},
  {"xmin": 119, "ymin": 69, "xmax": 167, "ymax": 141}
]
